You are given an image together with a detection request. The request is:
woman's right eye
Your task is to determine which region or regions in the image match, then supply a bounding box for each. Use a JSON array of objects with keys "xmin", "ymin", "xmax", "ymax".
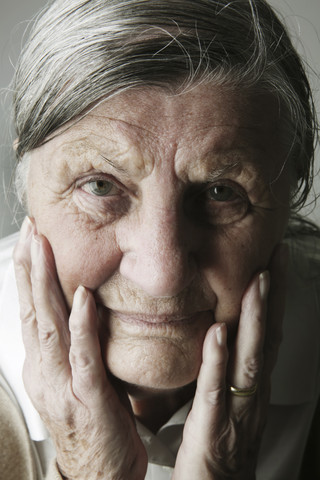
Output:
[
  {"xmin": 74, "ymin": 176, "xmax": 130, "ymax": 222},
  {"xmin": 82, "ymin": 179, "xmax": 120, "ymax": 197}
]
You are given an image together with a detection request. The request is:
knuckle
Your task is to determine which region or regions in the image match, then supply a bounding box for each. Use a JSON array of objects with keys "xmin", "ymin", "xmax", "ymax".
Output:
[
  {"xmin": 69, "ymin": 350, "xmax": 104, "ymax": 398},
  {"xmin": 206, "ymin": 387, "xmax": 225, "ymax": 407},
  {"xmin": 243, "ymin": 355, "xmax": 261, "ymax": 380},
  {"xmin": 38, "ymin": 326, "xmax": 59, "ymax": 350},
  {"xmin": 197, "ymin": 383, "xmax": 225, "ymax": 407},
  {"xmin": 69, "ymin": 319, "xmax": 88, "ymax": 339},
  {"xmin": 69, "ymin": 349, "xmax": 94, "ymax": 370}
]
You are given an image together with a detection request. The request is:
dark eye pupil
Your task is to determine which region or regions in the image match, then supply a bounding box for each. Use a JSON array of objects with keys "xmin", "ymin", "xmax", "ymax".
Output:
[
  {"xmin": 209, "ymin": 185, "xmax": 234, "ymax": 202},
  {"xmin": 96, "ymin": 180, "xmax": 105, "ymax": 189},
  {"xmin": 89, "ymin": 180, "xmax": 113, "ymax": 196}
]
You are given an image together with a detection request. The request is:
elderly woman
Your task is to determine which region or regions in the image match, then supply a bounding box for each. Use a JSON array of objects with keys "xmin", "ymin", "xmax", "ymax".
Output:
[{"xmin": 0, "ymin": 0, "xmax": 319, "ymax": 478}]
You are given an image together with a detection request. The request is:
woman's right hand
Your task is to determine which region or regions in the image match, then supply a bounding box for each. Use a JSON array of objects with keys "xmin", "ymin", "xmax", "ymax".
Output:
[{"xmin": 13, "ymin": 217, "xmax": 148, "ymax": 480}]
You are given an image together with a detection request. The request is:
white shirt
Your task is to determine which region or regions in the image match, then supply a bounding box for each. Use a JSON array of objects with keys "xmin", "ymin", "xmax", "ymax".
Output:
[{"xmin": 0, "ymin": 231, "xmax": 320, "ymax": 479}]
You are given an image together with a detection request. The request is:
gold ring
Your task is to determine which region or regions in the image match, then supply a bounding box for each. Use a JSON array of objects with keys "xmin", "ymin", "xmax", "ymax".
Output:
[{"xmin": 228, "ymin": 384, "xmax": 258, "ymax": 397}]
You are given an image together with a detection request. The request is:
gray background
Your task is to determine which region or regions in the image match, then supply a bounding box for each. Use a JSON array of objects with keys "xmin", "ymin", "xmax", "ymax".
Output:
[{"xmin": 1, "ymin": 0, "xmax": 319, "ymax": 238}]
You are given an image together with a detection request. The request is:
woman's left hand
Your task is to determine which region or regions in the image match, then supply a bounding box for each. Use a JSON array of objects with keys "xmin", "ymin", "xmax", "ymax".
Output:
[{"xmin": 172, "ymin": 245, "xmax": 287, "ymax": 480}]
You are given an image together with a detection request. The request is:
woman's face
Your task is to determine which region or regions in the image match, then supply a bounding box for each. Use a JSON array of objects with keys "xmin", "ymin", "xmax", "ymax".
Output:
[{"xmin": 27, "ymin": 84, "xmax": 291, "ymax": 391}]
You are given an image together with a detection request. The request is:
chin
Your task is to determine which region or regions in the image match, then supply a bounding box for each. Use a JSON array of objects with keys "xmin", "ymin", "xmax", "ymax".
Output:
[{"xmin": 105, "ymin": 338, "xmax": 204, "ymax": 391}]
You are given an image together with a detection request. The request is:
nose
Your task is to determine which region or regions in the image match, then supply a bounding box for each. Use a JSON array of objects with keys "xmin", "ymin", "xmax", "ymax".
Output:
[{"xmin": 118, "ymin": 202, "xmax": 198, "ymax": 298}]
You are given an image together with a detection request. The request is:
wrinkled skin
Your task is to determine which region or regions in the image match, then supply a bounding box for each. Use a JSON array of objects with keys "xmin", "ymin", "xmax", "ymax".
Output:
[{"xmin": 14, "ymin": 84, "xmax": 289, "ymax": 479}]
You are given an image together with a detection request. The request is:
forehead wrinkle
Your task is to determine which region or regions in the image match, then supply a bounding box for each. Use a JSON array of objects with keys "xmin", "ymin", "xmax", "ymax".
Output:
[
  {"xmin": 40, "ymin": 137, "xmax": 102, "ymax": 180},
  {"xmin": 79, "ymin": 116, "xmax": 157, "ymax": 176},
  {"xmin": 177, "ymin": 130, "xmax": 271, "ymax": 183},
  {"xmin": 86, "ymin": 113, "xmax": 158, "ymax": 139},
  {"xmin": 49, "ymin": 130, "xmax": 152, "ymax": 181},
  {"xmin": 59, "ymin": 137, "xmax": 119, "ymax": 172}
]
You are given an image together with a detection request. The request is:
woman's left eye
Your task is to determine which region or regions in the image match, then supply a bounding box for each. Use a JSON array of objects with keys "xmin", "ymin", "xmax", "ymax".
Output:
[
  {"xmin": 82, "ymin": 179, "xmax": 119, "ymax": 197},
  {"xmin": 207, "ymin": 185, "xmax": 239, "ymax": 202},
  {"xmin": 191, "ymin": 181, "xmax": 250, "ymax": 226}
]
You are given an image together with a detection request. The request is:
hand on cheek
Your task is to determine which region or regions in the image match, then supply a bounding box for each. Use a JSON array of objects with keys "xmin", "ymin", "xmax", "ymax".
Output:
[
  {"xmin": 173, "ymin": 244, "xmax": 288, "ymax": 480},
  {"xmin": 14, "ymin": 217, "xmax": 147, "ymax": 480}
]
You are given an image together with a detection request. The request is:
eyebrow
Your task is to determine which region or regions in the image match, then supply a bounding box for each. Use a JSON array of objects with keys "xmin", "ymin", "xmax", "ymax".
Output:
[
  {"xmin": 100, "ymin": 154, "xmax": 130, "ymax": 176},
  {"xmin": 206, "ymin": 161, "xmax": 241, "ymax": 182},
  {"xmin": 100, "ymin": 150, "xmax": 242, "ymax": 179},
  {"xmin": 99, "ymin": 151, "xmax": 261, "ymax": 187}
]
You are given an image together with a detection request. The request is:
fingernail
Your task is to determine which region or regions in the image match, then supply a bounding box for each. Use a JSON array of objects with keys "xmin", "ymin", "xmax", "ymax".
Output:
[
  {"xmin": 73, "ymin": 285, "xmax": 87, "ymax": 311},
  {"xmin": 259, "ymin": 271, "xmax": 270, "ymax": 301},
  {"xmin": 216, "ymin": 323, "xmax": 226, "ymax": 346},
  {"xmin": 20, "ymin": 216, "xmax": 33, "ymax": 240}
]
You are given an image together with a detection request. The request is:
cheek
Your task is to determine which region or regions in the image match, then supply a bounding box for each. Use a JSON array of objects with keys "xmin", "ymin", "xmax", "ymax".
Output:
[
  {"xmin": 202, "ymin": 212, "xmax": 288, "ymax": 329},
  {"xmin": 36, "ymin": 212, "xmax": 121, "ymax": 307}
]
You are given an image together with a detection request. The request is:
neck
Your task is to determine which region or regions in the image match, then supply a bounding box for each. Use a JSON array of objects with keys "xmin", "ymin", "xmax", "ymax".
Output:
[{"xmin": 127, "ymin": 382, "xmax": 196, "ymax": 433}]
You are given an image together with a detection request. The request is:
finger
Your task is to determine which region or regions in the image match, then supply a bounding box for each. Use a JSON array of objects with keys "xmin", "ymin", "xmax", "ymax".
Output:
[
  {"xmin": 228, "ymin": 271, "xmax": 270, "ymax": 408},
  {"xmin": 13, "ymin": 217, "xmax": 41, "ymax": 362},
  {"xmin": 188, "ymin": 323, "xmax": 228, "ymax": 441},
  {"xmin": 69, "ymin": 286, "xmax": 110, "ymax": 407},
  {"xmin": 263, "ymin": 243, "xmax": 288, "ymax": 377},
  {"xmin": 30, "ymin": 233, "xmax": 70, "ymax": 383},
  {"xmin": 173, "ymin": 324, "xmax": 228, "ymax": 479}
]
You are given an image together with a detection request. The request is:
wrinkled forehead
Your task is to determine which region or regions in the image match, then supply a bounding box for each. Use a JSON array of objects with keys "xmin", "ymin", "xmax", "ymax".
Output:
[
  {"xmin": 86, "ymin": 85, "xmax": 281, "ymax": 136},
  {"xmin": 35, "ymin": 84, "xmax": 289, "ymax": 184},
  {"xmin": 48, "ymin": 83, "xmax": 283, "ymax": 138}
]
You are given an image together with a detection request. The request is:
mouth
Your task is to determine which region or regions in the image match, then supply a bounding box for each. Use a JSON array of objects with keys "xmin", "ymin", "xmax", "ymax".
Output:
[{"xmin": 98, "ymin": 309, "xmax": 215, "ymax": 332}]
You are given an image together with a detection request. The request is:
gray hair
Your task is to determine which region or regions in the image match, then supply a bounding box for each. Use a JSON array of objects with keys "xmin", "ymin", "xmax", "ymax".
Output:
[{"xmin": 13, "ymin": 0, "xmax": 318, "ymax": 211}]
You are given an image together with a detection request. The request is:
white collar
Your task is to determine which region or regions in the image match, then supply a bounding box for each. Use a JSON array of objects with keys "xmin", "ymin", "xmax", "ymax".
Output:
[{"xmin": 136, "ymin": 400, "xmax": 192, "ymax": 468}]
